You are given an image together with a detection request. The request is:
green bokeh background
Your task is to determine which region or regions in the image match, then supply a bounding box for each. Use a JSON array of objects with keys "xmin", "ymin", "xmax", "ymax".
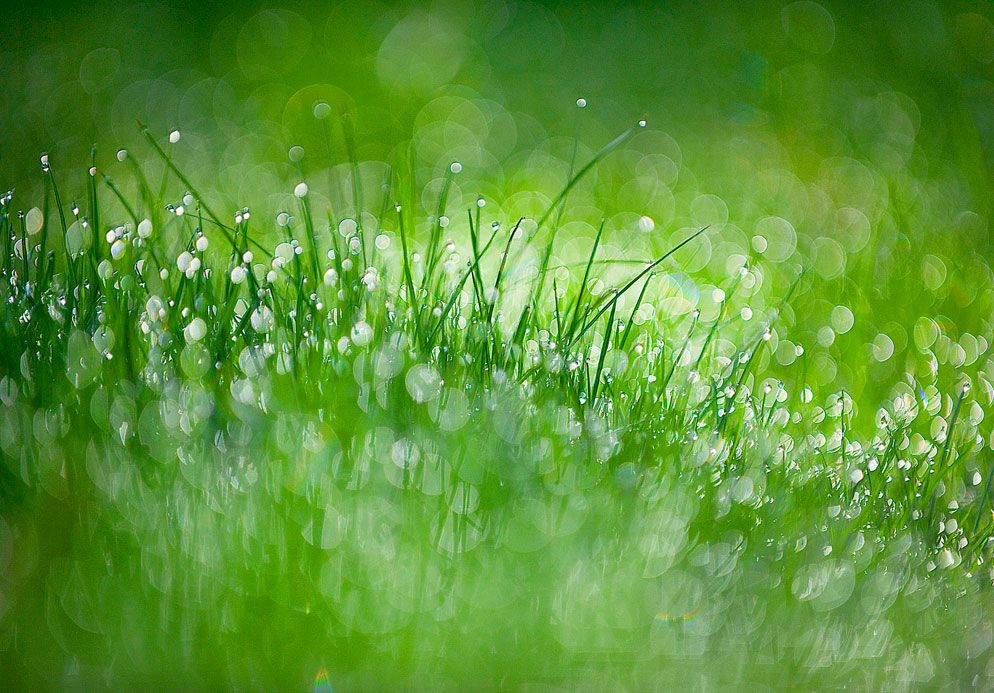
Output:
[{"xmin": 4, "ymin": 1, "xmax": 994, "ymax": 689}]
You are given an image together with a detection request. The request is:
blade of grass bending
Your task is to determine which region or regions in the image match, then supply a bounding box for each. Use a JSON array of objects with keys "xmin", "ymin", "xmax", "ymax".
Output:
[
  {"xmin": 137, "ymin": 120, "xmax": 269, "ymax": 257},
  {"xmin": 35, "ymin": 164, "xmax": 60, "ymax": 295},
  {"xmin": 973, "ymin": 461, "xmax": 994, "ymax": 537},
  {"xmin": 567, "ymin": 225, "xmax": 710, "ymax": 349},
  {"xmin": 662, "ymin": 311, "xmax": 699, "ymax": 392},
  {"xmin": 506, "ymin": 304, "xmax": 532, "ymax": 373},
  {"xmin": 590, "ymin": 299, "xmax": 617, "ymax": 404},
  {"xmin": 466, "ymin": 209, "xmax": 485, "ymax": 317},
  {"xmin": 100, "ymin": 174, "xmax": 140, "ymax": 226},
  {"xmin": 618, "ymin": 271, "xmax": 653, "ymax": 351},
  {"xmin": 486, "ymin": 217, "xmax": 524, "ymax": 325},
  {"xmin": 101, "ymin": 168, "xmax": 164, "ymax": 277},
  {"xmin": 395, "ymin": 204, "xmax": 423, "ymax": 345},
  {"xmin": 425, "ymin": 223, "xmax": 502, "ymax": 346},
  {"xmin": 563, "ymin": 219, "xmax": 604, "ymax": 343},
  {"xmin": 530, "ymin": 125, "xmax": 639, "ymax": 302},
  {"xmin": 126, "ymin": 156, "xmax": 157, "ymax": 222},
  {"xmin": 493, "ymin": 217, "xmax": 524, "ymax": 296},
  {"xmin": 534, "ymin": 126, "xmax": 637, "ymax": 238}
]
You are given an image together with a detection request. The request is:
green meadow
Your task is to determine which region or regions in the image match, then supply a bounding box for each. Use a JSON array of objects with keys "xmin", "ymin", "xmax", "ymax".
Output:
[{"xmin": 2, "ymin": 1, "xmax": 994, "ymax": 689}]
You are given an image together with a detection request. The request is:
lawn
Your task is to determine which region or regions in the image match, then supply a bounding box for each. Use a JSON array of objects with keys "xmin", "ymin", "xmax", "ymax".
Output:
[{"xmin": 2, "ymin": 1, "xmax": 994, "ymax": 689}]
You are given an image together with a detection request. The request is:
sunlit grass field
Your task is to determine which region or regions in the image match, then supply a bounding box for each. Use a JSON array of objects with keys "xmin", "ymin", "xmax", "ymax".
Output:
[{"xmin": 3, "ymin": 0, "xmax": 994, "ymax": 690}]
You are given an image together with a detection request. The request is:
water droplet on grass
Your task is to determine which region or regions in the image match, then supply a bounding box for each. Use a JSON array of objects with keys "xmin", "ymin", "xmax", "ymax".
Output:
[
  {"xmin": 177, "ymin": 251, "xmax": 193, "ymax": 272},
  {"xmin": 185, "ymin": 317, "xmax": 207, "ymax": 343},
  {"xmin": 168, "ymin": 129, "xmax": 181, "ymax": 144},
  {"xmin": 294, "ymin": 182, "xmax": 309, "ymax": 198},
  {"xmin": 313, "ymin": 102, "xmax": 332, "ymax": 119},
  {"xmin": 97, "ymin": 259, "xmax": 113, "ymax": 280},
  {"xmin": 25, "ymin": 208, "xmax": 43, "ymax": 235}
]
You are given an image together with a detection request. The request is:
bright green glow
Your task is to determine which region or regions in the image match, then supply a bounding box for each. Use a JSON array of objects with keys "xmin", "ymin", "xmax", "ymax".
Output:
[{"xmin": 2, "ymin": 0, "xmax": 994, "ymax": 689}]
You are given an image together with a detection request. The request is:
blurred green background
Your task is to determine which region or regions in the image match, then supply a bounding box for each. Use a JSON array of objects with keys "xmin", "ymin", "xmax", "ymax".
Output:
[
  {"xmin": 4, "ymin": 2, "xmax": 994, "ymax": 689},
  {"xmin": 4, "ymin": 0, "xmax": 994, "ymax": 416}
]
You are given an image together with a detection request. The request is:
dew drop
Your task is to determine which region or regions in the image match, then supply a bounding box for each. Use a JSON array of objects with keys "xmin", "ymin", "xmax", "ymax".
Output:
[
  {"xmin": 177, "ymin": 251, "xmax": 193, "ymax": 273},
  {"xmin": 185, "ymin": 317, "xmax": 207, "ymax": 343},
  {"xmin": 313, "ymin": 102, "xmax": 332, "ymax": 119}
]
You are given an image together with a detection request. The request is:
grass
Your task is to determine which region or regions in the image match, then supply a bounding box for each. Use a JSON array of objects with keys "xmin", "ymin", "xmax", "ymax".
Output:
[{"xmin": 1, "ymin": 111, "xmax": 994, "ymax": 690}]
